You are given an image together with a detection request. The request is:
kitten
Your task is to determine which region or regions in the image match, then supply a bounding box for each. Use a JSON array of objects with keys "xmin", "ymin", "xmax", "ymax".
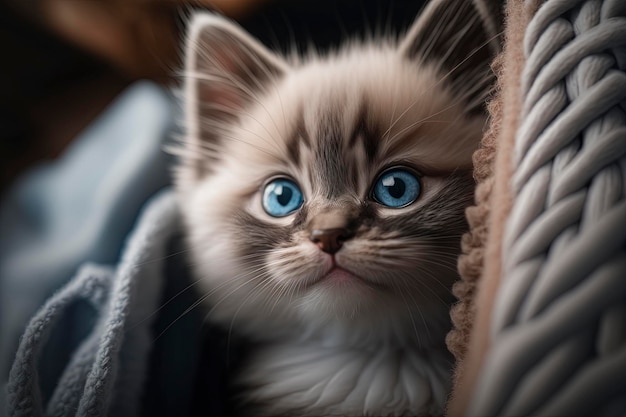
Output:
[{"xmin": 175, "ymin": 0, "xmax": 499, "ymax": 415}]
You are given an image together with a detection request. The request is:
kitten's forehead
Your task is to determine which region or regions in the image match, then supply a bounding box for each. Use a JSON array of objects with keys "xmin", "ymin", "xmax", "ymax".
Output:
[{"xmin": 225, "ymin": 46, "xmax": 483, "ymax": 193}]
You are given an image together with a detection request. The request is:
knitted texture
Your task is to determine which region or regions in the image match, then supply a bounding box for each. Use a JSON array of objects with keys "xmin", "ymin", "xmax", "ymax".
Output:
[
  {"xmin": 466, "ymin": 0, "xmax": 626, "ymax": 415},
  {"xmin": 447, "ymin": 0, "xmax": 505, "ymax": 364},
  {"xmin": 6, "ymin": 191, "xmax": 180, "ymax": 417},
  {"xmin": 447, "ymin": 54, "xmax": 502, "ymax": 362},
  {"xmin": 447, "ymin": 2, "xmax": 538, "ymax": 414}
]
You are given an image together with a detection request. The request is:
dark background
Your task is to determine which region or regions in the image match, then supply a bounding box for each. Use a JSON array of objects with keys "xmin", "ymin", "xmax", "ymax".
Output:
[{"xmin": 0, "ymin": 0, "xmax": 428, "ymax": 193}]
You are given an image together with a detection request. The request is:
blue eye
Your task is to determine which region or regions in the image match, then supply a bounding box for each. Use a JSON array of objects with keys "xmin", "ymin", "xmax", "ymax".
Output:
[
  {"xmin": 262, "ymin": 178, "xmax": 304, "ymax": 217},
  {"xmin": 372, "ymin": 168, "xmax": 421, "ymax": 208}
]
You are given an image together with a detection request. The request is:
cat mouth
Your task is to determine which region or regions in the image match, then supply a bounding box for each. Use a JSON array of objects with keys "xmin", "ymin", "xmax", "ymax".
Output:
[
  {"xmin": 316, "ymin": 265, "xmax": 386, "ymax": 290},
  {"xmin": 322, "ymin": 267, "xmax": 360, "ymax": 283}
]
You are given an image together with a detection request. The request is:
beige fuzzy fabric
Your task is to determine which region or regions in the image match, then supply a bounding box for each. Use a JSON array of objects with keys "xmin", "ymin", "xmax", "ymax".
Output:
[{"xmin": 446, "ymin": 0, "xmax": 543, "ymax": 414}]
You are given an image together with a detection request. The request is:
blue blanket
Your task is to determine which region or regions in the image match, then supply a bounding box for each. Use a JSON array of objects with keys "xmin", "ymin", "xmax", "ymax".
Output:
[
  {"xmin": 1, "ymin": 82, "xmax": 173, "ymax": 380},
  {"xmin": 0, "ymin": 82, "xmax": 232, "ymax": 416}
]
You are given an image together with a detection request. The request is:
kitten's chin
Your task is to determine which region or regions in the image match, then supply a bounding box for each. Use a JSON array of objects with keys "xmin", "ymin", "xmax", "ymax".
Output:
[{"xmin": 297, "ymin": 267, "xmax": 392, "ymax": 321}]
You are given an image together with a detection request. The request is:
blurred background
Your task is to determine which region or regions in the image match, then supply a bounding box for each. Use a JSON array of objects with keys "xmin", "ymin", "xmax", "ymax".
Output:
[{"xmin": 0, "ymin": 0, "xmax": 428, "ymax": 193}]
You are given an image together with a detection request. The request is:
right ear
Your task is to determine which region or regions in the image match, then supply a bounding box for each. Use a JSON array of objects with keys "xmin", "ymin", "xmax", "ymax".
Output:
[
  {"xmin": 184, "ymin": 13, "xmax": 289, "ymax": 172},
  {"xmin": 399, "ymin": 0, "xmax": 502, "ymax": 115}
]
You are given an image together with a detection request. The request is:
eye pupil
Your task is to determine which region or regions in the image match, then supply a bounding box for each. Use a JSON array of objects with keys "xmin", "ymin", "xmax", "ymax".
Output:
[
  {"xmin": 276, "ymin": 186, "xmax": 293, "ymax": 206},
  {"xmin": 386, "ymin": 178, "xmax": 406, "ymax": 199},
  {"xmin": 373, "ymin": 169, "xmax": 420, "ymax": 208}
]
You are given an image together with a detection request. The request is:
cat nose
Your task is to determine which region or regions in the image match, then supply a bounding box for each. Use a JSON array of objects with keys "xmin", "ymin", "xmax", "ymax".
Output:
[{"xmin": 309, "ymin": 228, "xmax": 351, "ymax": 254}]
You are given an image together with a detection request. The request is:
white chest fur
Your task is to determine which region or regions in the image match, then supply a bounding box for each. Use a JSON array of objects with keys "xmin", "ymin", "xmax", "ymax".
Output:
[{"xmin": 238, "ymin": 339, "xmax": 452, "ymax": 417}]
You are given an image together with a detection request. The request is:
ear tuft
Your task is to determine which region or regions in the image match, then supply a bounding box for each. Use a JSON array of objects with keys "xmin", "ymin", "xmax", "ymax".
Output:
[{"xmin": 399, "ymin": 0, "xmax": 502, "ymax": 114}]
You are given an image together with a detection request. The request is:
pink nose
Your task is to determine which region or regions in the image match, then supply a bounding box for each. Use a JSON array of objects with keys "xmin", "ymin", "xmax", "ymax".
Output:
[{"xmin": 309, "ymin": 228, "xmax": 351, "ymax": 254}]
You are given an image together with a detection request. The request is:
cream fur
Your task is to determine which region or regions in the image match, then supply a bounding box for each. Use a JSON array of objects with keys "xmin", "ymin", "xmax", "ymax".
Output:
[{"xmin": 176, "ymin": 2, "xmax": 498, "ymax": 415}]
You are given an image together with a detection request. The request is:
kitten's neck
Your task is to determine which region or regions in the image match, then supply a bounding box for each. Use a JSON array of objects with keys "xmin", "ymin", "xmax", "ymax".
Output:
[{"xmin": 231, "ymin": 300, "xmax": 453, "ymax": 352}]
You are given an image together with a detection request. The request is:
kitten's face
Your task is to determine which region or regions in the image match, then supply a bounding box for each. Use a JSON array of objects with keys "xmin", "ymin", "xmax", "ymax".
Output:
[{"xmin": 178, "ymin": 5, "xmax": 498, "ymax": 342}]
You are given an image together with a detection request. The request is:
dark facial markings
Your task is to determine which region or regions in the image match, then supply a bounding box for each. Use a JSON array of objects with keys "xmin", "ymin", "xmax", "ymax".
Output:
[
  {"xmin": 285, "ymin": 98, "xmax": 384, "ymax": 199},
  {"xmin": 233, "ymin": 209, "xmax": 293, "ymax": 259},
  {"xmin": 286, "ymin": 111, "xmax": 312, "ymax": 166},
  {"xmin": 313, "ymin": 109, "xmax": 347, "ymax": 199},
  {"xmin": 291, "ymin": 204, "xmax": 309, "ymax": 230},
  {"xmin": 348, "ymin": 102, "xmax": 380, "ymax": 164}
]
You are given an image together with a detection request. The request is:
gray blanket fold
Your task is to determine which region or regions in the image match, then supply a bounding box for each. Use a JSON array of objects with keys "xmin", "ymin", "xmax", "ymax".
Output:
[{"xmin": 7, "ymin": 191, "xmax": 180, "ymax": 417}]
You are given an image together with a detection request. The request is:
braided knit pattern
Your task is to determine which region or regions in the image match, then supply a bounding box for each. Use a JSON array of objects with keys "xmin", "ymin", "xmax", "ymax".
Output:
[{"xmin": 467, "ymin": 0, "xmax": 626, "ymax": 415}]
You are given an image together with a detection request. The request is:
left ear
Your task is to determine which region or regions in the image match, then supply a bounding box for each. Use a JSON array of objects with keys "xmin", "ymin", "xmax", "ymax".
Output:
[
  {"xmin": 183, "ymin": 13, "xmax": 289, "ymax": 175},
  {"xmin": 399, "ymin": 0, "xmax": 502, "ymax": 113}
]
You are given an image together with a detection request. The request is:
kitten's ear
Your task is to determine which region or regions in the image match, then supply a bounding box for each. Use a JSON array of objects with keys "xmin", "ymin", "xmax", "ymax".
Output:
[
  {"xmin": 399, "ymin": 0, "xmax": 502, "ymax": 114},
  {"xmin": 184, "ymin": 13, "xmax": 288, "ymax": 165}
]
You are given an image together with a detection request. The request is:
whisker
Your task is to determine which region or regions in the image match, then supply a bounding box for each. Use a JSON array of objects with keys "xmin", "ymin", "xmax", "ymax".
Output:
[
  {"xmin": 153, "ymin": 276, "xmax": 242, "ymax": 342},
  {"xmin": 129, "ymin": 275, "xmax": 205, "ymax": 330},
  {"xmin": 390, "ymin": 276, "xmax": 423, "ymax": 349}
]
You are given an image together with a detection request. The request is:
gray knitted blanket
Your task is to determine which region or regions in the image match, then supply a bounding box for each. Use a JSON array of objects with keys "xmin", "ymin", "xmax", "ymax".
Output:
[{"xmin": 7, "ymin": 191, "xmax": 180, "ymax": 417}]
